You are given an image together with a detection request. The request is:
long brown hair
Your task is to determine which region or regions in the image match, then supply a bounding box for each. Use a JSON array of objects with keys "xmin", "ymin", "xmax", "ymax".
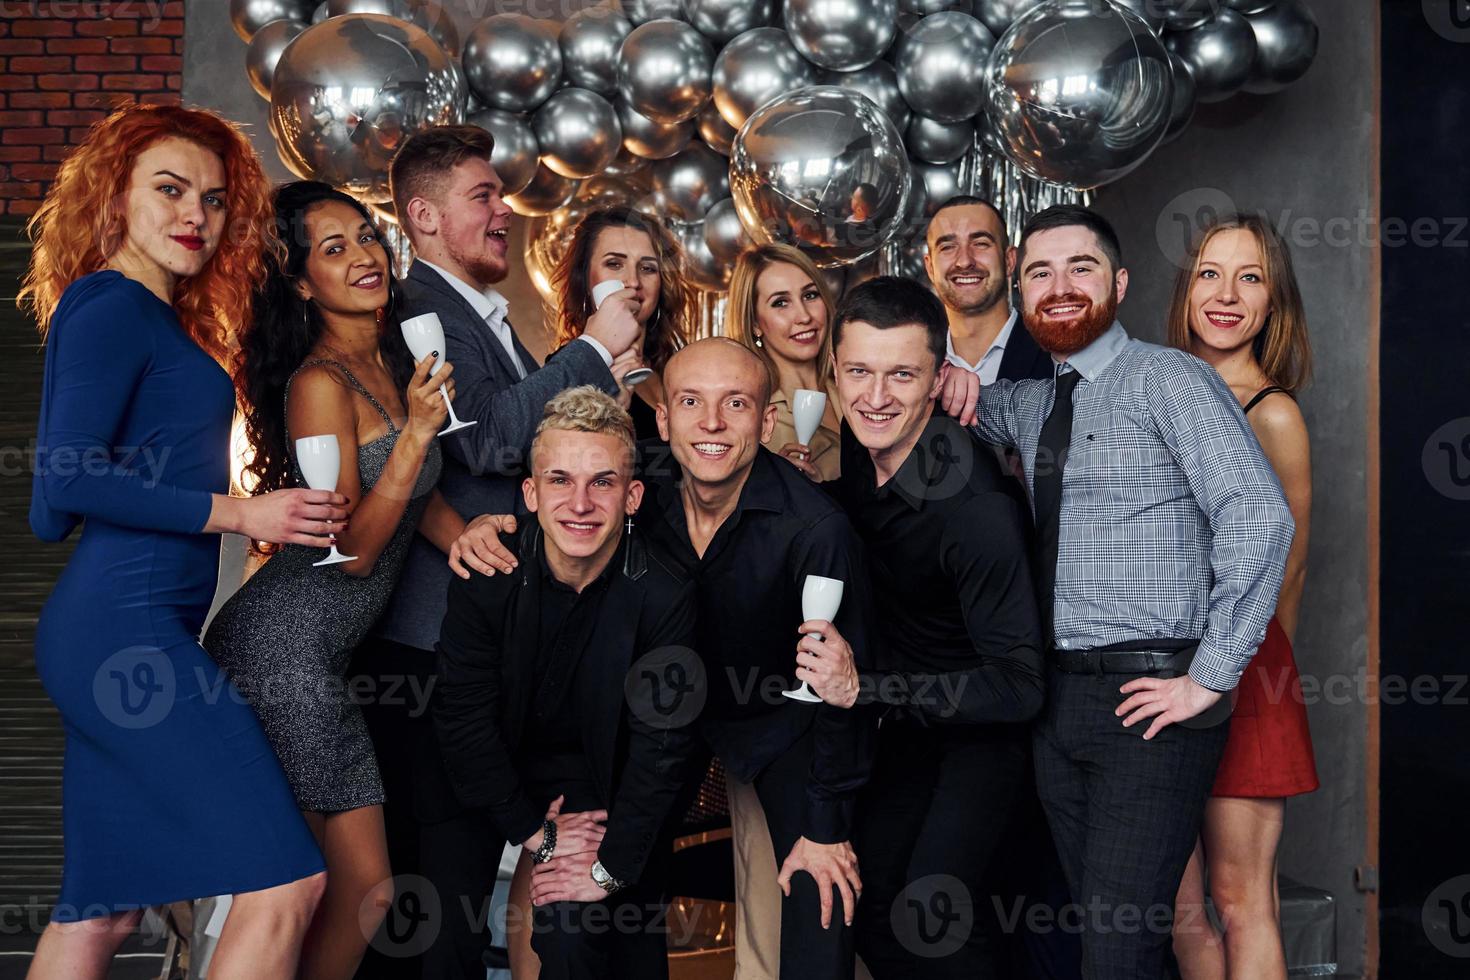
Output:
[
  {"xmin": 19, "ymin": 103, "xmax": 275, "ymax": 365},
  {"xmin": 726, "ymin": 242, "xmax": 836, "ymax": 392},
  {"xmin": 1166, "ymin": 212, "xmax": 1312, "ymax": 393},
  {"xmin": 549, "ymin": 206, "xmax": 692, "ymax": 371}
]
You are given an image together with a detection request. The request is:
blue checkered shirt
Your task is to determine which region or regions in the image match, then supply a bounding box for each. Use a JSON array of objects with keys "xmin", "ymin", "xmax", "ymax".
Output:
[{"xmin": 972, "ymin": 322, "xmax": 1294, "ymax": 692}]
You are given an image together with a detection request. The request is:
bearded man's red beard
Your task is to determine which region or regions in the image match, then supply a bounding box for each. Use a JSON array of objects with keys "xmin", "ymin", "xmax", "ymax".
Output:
[{"xmin": 1022, "ymin": 289, "xmax": 1119, "ymax": 357}]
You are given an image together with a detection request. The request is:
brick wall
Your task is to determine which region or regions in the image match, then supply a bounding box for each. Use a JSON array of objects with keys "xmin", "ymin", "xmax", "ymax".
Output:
[{"xmin": 0, "ymin": 1, "xmax": 184, "ymax": 216}]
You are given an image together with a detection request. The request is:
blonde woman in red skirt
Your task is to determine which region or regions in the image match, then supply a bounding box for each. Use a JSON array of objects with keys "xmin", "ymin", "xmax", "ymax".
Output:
[{"xmin": 1167, "ymin": 213, "xmax": 1319, "ymax": 980}]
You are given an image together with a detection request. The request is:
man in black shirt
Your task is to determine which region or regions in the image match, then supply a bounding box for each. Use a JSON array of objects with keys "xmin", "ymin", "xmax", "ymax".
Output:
[
  {"xmin": 431, "ymin": 386, "xmax": 699, "ymax": 979},
  {"xmin": 798, "ymin": 277, "xmax": 1045, "ymax": 978},
  {"xmin": 637, "ymin": 337, "xmax": 876, "ymax": 979}
]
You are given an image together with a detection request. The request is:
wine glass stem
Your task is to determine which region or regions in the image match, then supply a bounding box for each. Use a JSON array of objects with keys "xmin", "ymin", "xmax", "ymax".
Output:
[{"xmin": 438, "ymin": 385, "xmax": 455, "ymax": 419}]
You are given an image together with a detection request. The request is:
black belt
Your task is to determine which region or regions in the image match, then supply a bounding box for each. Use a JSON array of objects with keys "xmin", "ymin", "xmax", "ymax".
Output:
[{"xmin": 1050, "ymin": 638, "xmax": 1199, "ymax": 676}]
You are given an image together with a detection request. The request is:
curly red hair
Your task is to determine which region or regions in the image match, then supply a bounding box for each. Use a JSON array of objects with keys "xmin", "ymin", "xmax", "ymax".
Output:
[{"xmin": 18, "ymin": 103, "xmax": 275, "ymax": 365}]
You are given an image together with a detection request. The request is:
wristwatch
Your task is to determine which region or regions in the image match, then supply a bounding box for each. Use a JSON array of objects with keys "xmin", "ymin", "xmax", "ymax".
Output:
[{"xmin": 590, "ymin": 860, "xmax": 624, "ymax": 896}]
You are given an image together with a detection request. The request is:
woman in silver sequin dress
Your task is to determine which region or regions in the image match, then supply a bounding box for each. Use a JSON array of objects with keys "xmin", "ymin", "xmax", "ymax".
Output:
[{"xmin": 204, "ymin": 182, "xmax": 470, "ymax": 980}]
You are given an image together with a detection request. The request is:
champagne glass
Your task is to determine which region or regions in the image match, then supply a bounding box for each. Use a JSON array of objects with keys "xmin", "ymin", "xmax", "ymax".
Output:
[
  {"xmin": 399, "ymin": 312, "xmax": 477, "ymax": 436},
  {"xmin": 593, "ymin": 278, "xmax": 653, "ymax": 387},
  {"xmin": 294, "ymin": 435, "xmax": 356, "ymax": 567},
  {"xmin": 784, "ymin": 574, "xmax": 844, "ymax": 703},
  {"xmin": 792, "ymin": 389, "xmax": 827, "ymax": 447}
]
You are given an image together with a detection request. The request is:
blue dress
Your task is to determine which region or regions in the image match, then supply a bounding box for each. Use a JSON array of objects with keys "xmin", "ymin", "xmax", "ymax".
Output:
[{"xmin": 30, "ymin": 271, "xmax": 324, "ymax": 922}]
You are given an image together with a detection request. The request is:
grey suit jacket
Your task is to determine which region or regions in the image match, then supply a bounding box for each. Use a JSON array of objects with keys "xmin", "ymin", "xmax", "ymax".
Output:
[{"xmin": 372, "ymin": 261, "xmax": 619, "ymax": 650}]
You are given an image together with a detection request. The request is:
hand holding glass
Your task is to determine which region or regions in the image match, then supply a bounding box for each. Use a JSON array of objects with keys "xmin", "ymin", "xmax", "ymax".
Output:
[
  {"xmin": 594, "ymin": 279, "xmax": 653, "ymax": 387},
  {"xmin": 400, "ymin": 312, "xmax": 477, "ymax": 435},
  {"xmin": 294, "ymin": 435, "xmax": 356, "ymax": 567},
  {"xmin": 785, "ymin": 574, "xmax": 844, "ymax": 703}
]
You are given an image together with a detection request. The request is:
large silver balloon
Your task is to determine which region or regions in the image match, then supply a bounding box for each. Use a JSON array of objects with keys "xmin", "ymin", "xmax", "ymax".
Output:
[
  {"xmin": 973, "ymin": 0, "xmax": 1040, "ymax": 37},
  {"xmin": 1242, "ymin": 0, "xmax": 1317, "ymax": 95},
  {"xmin": 325, "ymin": 0, "xmax": 459, "ymax": 54},
  {"xmin": 463, "ymin": 14, "xmax": 562, "ymax": 113},
  {"xmin": 1225, "ymin": 0, "xmax": 1277, "ymax": 12},
  {"xmin": 784, "ymin": 0, "xmax": 896, "ymax": 71},
  {"xmin": 984, "ymin": 0, "xmax": 1172, "ymax": 187},
  {"xmin": 617, "ymin": 19, "xmax": 715, "ymax": 125},
  {"xmin": 730, "ymin": 86, "xmax": 912, "ymax": 268},
  {"xmin": 910, "ymin": 157, "xmax": 965, "ymax": 216},
  {"xmin": 650, "ymin": 142, "xmax": 729, "ymax": 222},
  {"xmin": 892, "ymin": 12, "xmax": 994, "ymax": 124},
  {"xmin": 1109, "ymin": 0, "xmax": 1164, "ymax": 30},
  {"xmin": 687, "ymin": 0, "xmax": 777, "ymax": 45},
  {"xmin": 1165, "ymin": 52, "xmax": 1196, "ymax": 141},
  {"xmin": 905, "ymin": 113, "xmax": 973, "ymax": 164},
  {"xmin": 618, "ymin": 98, "xmax": 694, "ymax": 158},
  {"xmin": 821, "ymin": 61, "xmax": 910, "ymax": 133},
  {"xmin": 1157, "ymin": 0, "xmax": 1216, "ymax": 31},
  {"xmin": 246, "ymin": 18, "xmax": 306, "ymax": 100},
  {"xmin": 703, "ymin": 196, "xmax": 752, "ymax": 264},
  {"xmin": 711, "ymin": 27, "xmax": 818, "ymax": 130},
  {"xmin": 1165, "ymin": 8, "xmax": 1257, "ymax": 102},
  {"xmin": 603, "ymin": 146, "xmax": 654, "ymax": 181},
  {"xmin": 533, "ymin": 87, "xmax": 623, "ymax": 179},
  {"xmin": 900, "ymin": 0, "xmax": 971, "ymax": 13},
  {"xmin": 621, "ymin": 0, "xmax": 686, "ymax": 24},
  {"xmin": 674, "ymin": 220, "xmax": 732, "ymax": 291},
  {"xmin": 231, "ymin": 0, "xmax": 314, "ymax": 42},
  {"xmin": 505, "ymin": 163, "xmax": 580, "ymax": 216},
  {"xmin": 560, "ymin": 9, "xmax": 633, "ymax": 94},
  {"xmin": 697, "ymin": 101, "xmax": 738, "ymax": 154},
  {"xmin": 270, "ymin": 13, "xmax": 464, "ymax": 199},
  {"xmin": 467, "ymin": 107, "xmax": 540, "ymax": 196}
]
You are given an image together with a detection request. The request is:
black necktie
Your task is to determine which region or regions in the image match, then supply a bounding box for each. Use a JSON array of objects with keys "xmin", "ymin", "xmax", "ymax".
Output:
[{"xmin": 1033, "ymin": 368, "xmax": 1080, "ymax": 643}]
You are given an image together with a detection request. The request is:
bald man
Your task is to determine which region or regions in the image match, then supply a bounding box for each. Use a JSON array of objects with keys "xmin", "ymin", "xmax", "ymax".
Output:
[{"xmin": 634, "ymin": 339, "xmax": 877, "ymax": 980}]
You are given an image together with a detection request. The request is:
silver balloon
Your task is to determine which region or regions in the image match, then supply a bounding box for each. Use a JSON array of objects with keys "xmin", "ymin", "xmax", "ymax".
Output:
[
  {"xmin": 905, "ymin": 113, "xmax": 973, "ymax": 164},
  {"xmin": 1157, "ymin": 0, "xmax": 1216, "ymax": 31},
  {"xmin": 703, "ymin": 196, "xmax": 752, "ymax": 263},
  {"xmin": 312, "ymin": 1, "xmax": 328, "ymax": 22},
  {"xmin": 560, "ymin": 9, "xmax": 633, "ymax": 94},
  {"xmin": 246, "ymin": 18, "xmax": 306, "ymax": 100},
  {"xmin": 1165, "ymin": 8, "xmax": 1257, "ymax": 102},
  {"xmin": 687, "ymin": 0, "xmax": 777, "ymax": 45},
  {"xmin": 463, "ymin": 14, "xmax": 563, "ymax": 113},
  {"xmin": 821, "ymin": 61, "xmax": 910, "ymax": 133},
  {"xmin": 1165, "ymin": 52, "xmax": 1195, "ymax": 141},
  {"xmin": 973, "ymin": 0, "xmax": 1041, "ymax": 37},
  {"xmin": 674, "ymin": 219, "xmax": 731, "ymax": 291},
  {"xmin": 900, "ymin": 0, "xmax": 972, "ymax": 14},
  {"xmin": 910, "ymin": 157, "xmax": 965, "ymax": 216},
  {"xmin": 621, "ymin": 0, "xmax": 686, "ymax": 24},
  {"xmin": 984, "ymin": 0, "xmax": 1173, "ymax": 187},
  {"xmin": 325, "ymin": 0, "xmax": 459, "ymax": 54},
  {"xmin": 892, "ymin": 12, "xmax": 994, "ymax": 124},
  {"xmin": 1225, "ymin": 0, "xmax": 1277, "ymax": 12},
  {"xmin": 784, "ymin": 0, "xmax": 896, "ymax": 71},
  {"xmin": 467, "ymin": 107, "xmax": 540, "ymax": 196},
  {"xmin": 270, "ymin": 13, "xmax": 464, "ymax": 199},
  {"xmin": 650, "ymin": 142, "xmax": 729, "ymax": 222},
  {"xmin": 895, "ymin": 234, "xmax": 928, "ymax": 282},
  {"xmin": 618, "ymin": 98, "xmax": 694, "ymax": 159},
  {"xmin": 617, "ymin": 19, "xmax": 715, "ymax": 125},
  {"xmin": 697, "ymin": 101, "xmax": 737, "ymax": 154},
  {"xmin": 505, "ymin": 163, "xmax": 580, "ymax": 216},
  {"xmin": 533, "ymin": 87, "xmax": 623, "ymax": 179},
  {"xmin": 730, "ymin": 86, "xmax": 912, "ymax": 268},
  {"xmin": 711, "ymin": 27, "xmax": 818, "ymax": 130},
  {"xmin": 231, "ymin": 0, "xmax": 314, "ymax": 42},
  {"xmin": 603, "ymin": 146, "xmax": 654, "ymax": 180},
  {"xmin": 1109, "ymin": 0, "xmax": 1164, "ymax": 30},
  {"xmin": 1242, "ymin": 0, "xmax": 1317, "ymax": 95}
]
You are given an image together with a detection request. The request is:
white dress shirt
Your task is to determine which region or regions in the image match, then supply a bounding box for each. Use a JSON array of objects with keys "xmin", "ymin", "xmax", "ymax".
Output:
[{"xmin": 945, "ymin": 307, "xmax": 1018, "ymax": 386}]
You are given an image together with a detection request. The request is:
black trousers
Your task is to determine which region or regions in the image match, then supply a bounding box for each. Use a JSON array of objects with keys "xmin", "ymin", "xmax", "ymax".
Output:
[
  {"xmin": 1032, "ymin": 668, "xmax": 1230, "ymax": 980},
  {"xmin": 852, "ymin": 720, "xmax": 1028, "ymax": 979},
  {"xmin": 743, "ymin": 729, "xmax": 857, "ymax": 980},
  {"xmin": 530, "ymin": 874, "xmax": 671, "ymax": 980},
  {"xmin": 417, "ymin": 805, "xmax": 506, "ymax": 980}
]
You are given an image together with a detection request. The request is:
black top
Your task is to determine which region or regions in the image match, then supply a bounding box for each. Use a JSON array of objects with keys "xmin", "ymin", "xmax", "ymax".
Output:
[
  {"xmin": 637, "ymin": 444, "xmax": 877, "ymax": 844},
  {"xmin": 828, "ymin": 414, "xmax": 1045, "ymax": 728},
  {"xmin": 432, "ymin": 526, "xmax": 699, "ymax": 885},
  {"xmin": 1243, "ymin": 385, "xmax": 1290, "ymax": 414},
  {"xmin": 523, "ymin": 552, "xmax": 614, "ymax": 759}
]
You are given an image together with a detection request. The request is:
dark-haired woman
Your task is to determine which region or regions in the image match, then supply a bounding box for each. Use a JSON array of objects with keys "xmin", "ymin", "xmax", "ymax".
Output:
[
  {"xmin": 204, "ymin": 181, "xmax": 469, "ymax": 980},
  {"xmin": 549, "ymin": 206, "xmax": 692, "ymax": 440}
]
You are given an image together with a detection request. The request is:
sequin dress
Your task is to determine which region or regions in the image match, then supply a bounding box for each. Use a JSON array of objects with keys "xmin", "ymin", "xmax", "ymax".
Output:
[{"xmin": 205, "ymin": 359, "xmax": 442, "ymax": 813}]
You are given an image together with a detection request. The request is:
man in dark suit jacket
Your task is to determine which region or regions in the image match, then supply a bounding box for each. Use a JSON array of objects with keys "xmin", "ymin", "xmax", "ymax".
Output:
[
  {"xmin": 432, "ymin": 386, "xmax": 699, "ymax": 979},
  {"xmin": 349, "ymin": 127, "xmax": 644, "ymax": 979}
]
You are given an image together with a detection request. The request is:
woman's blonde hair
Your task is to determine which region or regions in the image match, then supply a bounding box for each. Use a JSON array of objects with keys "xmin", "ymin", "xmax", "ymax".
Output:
[
  {"xmin": 19, "ymin": 103, "xmax": 275, "ymax": 365},
  {"xmin": 726, "ymin": 242, "xmax": 836, "ymax": 392},
  {"xmin": 1165, "ymin": 212, "xmax": 1313, "ymax": 394}
]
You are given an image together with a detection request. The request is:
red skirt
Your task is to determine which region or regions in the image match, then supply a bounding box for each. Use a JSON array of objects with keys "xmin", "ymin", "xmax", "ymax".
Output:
[{"xmin": 1212, "ymin": 617, "xmax": 1320, "ymax": 798}]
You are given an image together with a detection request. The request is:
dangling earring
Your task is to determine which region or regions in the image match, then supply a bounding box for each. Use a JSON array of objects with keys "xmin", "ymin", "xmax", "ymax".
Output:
[{"xmin": 754, "ymin": 333, "xmax": 764, "ymax": 348}]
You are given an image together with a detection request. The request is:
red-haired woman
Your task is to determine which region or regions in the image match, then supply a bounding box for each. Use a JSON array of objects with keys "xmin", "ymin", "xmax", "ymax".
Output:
[{"xmin": 21, "ymin": 104, "xmax": 336, "ymax": 979}]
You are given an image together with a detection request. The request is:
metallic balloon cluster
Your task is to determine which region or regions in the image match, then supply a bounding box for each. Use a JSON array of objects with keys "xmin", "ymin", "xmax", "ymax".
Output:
[{"xmin": 235, "ymin": 0, "xmax": 1320, "ymax": 291}]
